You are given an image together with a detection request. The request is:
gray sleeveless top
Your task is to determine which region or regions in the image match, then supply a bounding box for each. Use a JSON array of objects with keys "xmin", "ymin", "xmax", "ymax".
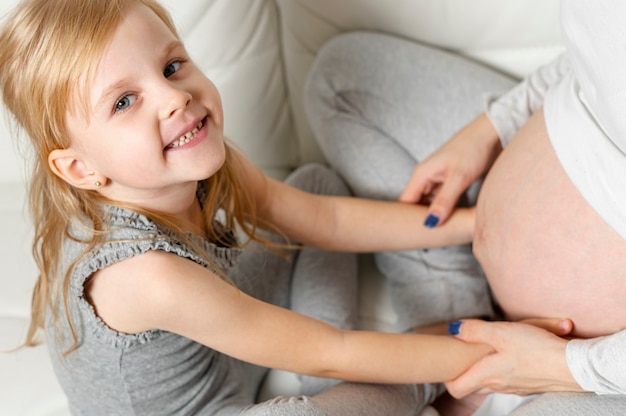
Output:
[{"xmin": 45, "ymin": 200, "xmax": 259, "ymax": 415}]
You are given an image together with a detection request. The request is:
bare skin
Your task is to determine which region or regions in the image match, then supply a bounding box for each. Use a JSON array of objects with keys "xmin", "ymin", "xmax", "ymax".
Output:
[
  {"xmin": 475, "ymin": 108, "xmax": 626, "ymax": 338},
  {"xmin": 404, "ymin": 108, "xmax": 624, "ymax": 399}
]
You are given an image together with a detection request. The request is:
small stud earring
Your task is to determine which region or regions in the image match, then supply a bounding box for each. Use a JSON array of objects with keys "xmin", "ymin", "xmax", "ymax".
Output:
[{"xmin": 94, "ymin": 181, "xmax": 101, "ymax": 187}]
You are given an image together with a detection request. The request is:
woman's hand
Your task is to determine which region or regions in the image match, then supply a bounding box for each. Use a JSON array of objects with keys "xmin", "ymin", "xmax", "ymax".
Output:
[
  {"xmin": 445, "ymin": 319, "xmax": 584, "ymax": 398},
  {"xmin": 399, "ymin": 113, "xmax": 502, "ymax": 227}
]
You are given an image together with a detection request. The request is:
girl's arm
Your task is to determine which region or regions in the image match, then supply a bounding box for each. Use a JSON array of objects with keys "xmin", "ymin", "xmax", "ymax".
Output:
[
  {"xmin": 233, "ymin": 150, "xmax": 474, "ymax": 252},
  {"xmin": 87, "ymin": 250, "xmax": 492, "ymax": 384}
]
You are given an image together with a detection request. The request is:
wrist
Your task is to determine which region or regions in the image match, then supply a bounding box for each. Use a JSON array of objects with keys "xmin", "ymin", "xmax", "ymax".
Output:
[
  {"xmin": 475, "ymin": 113, "xmax": 503, "ymax": 165},
  {"xmin": 443, "ymin": 207, "xmax": 475, "ymax": 244},
  {"xmin": 461, "ymin": 207, "xmax": 476, "ymax": 242}
]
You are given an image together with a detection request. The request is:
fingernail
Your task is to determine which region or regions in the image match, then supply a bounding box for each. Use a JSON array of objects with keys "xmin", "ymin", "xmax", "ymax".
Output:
[
  {"xmin": 448, "ymin": 320, "xmax": 462, "ymax": 336},
  {"xmin": 424, "ymin": 213, "xmax": 440, "ymax": 228}
]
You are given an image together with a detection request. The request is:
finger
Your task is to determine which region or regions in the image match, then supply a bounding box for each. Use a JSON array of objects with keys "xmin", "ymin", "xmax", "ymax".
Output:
[
  {"xmin": 444, "ymin": 379, "xmax": 470, "ymax": 399},
  {"xmin": 448, "ymin": 319, "xmax": 503, "ymax": 345},
  {"xmin": 445, "ymin": 352, "xmax": 504, "ymax": 398},
  {"xmin": 398, "ymin": 172, "xmax": 431, "ymax": 204},
  {"xmin": 426, "ymin": 174, "xmax": 467, "ymax": 225},
  {"xmin": 446, "ymin": 382, "xmax": 488, "ymax": 399},
  {"xmin": 445, "ymin": 371, "xmax": 487, "ymax": 399},
  {"xmin": 519, "ymin": 317, "xmax": 574, "ymax": 336}
]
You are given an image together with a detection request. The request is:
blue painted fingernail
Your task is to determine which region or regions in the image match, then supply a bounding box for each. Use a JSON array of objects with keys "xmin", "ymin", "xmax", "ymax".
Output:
[
  {"xmin": 424, "ymin": 213, "xmax": 440, "ymax": 228},
  {"xmin": 448, "ymin": 320, "xmax": 462, "ymax": 336}
]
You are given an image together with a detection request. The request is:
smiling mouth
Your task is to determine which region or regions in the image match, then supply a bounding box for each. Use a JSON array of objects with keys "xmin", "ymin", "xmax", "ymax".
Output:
[{"xmin": 166, "ymin": 118, "xmax": 205, "ymax": 149}]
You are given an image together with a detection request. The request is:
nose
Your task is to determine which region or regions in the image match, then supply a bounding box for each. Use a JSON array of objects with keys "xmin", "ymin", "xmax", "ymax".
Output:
[{"xmin": 158, "ymin": 82, "xmax": 192, "ymax": 120}]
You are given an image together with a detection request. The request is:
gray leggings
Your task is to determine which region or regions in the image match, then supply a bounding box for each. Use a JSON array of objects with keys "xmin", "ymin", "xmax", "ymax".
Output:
[
  {"xmin": 222, "ymin": 164, "xmax": 437, "ymax": 415},
  {"xmin": 305, "ymin": 31, "xmax": 516, "ymax": 330},
  {"xmin": 304, "ymin": 31, "xmax": 626, "ymax": 415}
]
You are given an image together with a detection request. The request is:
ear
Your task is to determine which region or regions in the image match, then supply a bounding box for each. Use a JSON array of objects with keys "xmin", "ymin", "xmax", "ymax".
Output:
[{"xmin": 48, "ymin": 149, "xmax": 106, "ymax": 190}]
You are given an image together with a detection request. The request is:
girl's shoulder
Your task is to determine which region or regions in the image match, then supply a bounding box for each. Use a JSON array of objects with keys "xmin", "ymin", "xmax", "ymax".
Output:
[
  {"xmin": 67, "ymin": 204, "xmax": 243, "ymax": 335},
  {"xmin": 66, "ymin": 203, "xmax": 242, "ymax": 307}
]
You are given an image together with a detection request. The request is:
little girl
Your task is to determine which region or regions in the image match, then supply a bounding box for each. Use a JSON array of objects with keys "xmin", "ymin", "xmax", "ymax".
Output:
[{"xmin": 0, "ymin": 0, "xmax": 491, "ymax": 414}]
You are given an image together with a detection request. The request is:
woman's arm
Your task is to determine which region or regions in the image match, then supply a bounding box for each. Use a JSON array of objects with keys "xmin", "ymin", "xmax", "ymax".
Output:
[
  {"xmin": 233, "ymin": 149, "xmax": 474, "ymax": 252},
  {"xmin": 87, "ymin": 250, "xmax": 492, "ymax": 384},
  {"xmin": 399, "ymin": 54, "xmax": 572, "ymax": 226},
  {"xmin": 487, "ymin": 53, "xmax": 570, "ymax": 147},
  {"xmin": 566, "ymin": 331, "xmax": 626, "ymax": 394}
]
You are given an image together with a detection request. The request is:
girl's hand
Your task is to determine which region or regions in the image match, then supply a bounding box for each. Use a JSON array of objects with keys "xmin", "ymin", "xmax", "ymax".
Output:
[
  {"xmin": 399, "ymin": 113, "xmax": 502, "ymax": 226},
  {"xmin": 445, "ymin": 319, "xmax": 583, "ymax": 398}
]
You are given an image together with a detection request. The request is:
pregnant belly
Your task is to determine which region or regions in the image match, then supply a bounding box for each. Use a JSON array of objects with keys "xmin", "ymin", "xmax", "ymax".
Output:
[{"xmin": 474, "ymin": 108, "xmax": 626, "ymax": 338}]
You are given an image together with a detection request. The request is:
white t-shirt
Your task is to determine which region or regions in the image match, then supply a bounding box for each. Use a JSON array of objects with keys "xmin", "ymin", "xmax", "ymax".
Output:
[{"xmin": 545, "ymin": 1, "xmax": 626, "ymax": 242}]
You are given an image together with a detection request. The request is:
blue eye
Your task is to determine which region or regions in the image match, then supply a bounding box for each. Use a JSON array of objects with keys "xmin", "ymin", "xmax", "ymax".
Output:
[
  {"xmin": 164, "ymin": 60, "xmax": 182, "ymax": 78},
  {"xmin": 115, "ymin": 94, "xmax": 136, "ymax": 112}
]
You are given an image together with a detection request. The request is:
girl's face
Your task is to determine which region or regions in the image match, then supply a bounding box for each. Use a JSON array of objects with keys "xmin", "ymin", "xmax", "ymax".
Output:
[{"xmin": 62, "ymin": 4, "xmax": 226, "ymax": 214}]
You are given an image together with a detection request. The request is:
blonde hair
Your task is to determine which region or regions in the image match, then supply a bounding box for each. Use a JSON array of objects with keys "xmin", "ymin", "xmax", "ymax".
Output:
[{"xmin": 0, "ymin": 0, "xmax": 269, "ymax": 351}]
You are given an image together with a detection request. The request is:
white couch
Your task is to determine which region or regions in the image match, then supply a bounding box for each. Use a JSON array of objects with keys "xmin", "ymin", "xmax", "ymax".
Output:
[{"xmin": 0, "ymin": 1, "xmax": 563, "ymax": 414}]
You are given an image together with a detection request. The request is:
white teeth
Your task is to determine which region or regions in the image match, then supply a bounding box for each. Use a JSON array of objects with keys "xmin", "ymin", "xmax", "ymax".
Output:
[{"xmin": 167, "ymin": 120, "xmax": 203, "ymax": 148}]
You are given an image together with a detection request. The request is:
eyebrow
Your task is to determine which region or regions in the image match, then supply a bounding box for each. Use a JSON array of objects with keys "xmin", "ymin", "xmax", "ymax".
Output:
[
  {"xmin": 95, "ymin": 79, "xmax": 131, "ymax": 113},
  {"xmin": 93, "ymin": 40, "xmax": 186, "ymax": 113}
]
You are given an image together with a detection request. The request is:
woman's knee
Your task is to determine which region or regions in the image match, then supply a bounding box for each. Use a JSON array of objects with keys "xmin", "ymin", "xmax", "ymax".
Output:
[{"xmin": 304, "ymin": 31, "xmax": 402, "ymax": 124}]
